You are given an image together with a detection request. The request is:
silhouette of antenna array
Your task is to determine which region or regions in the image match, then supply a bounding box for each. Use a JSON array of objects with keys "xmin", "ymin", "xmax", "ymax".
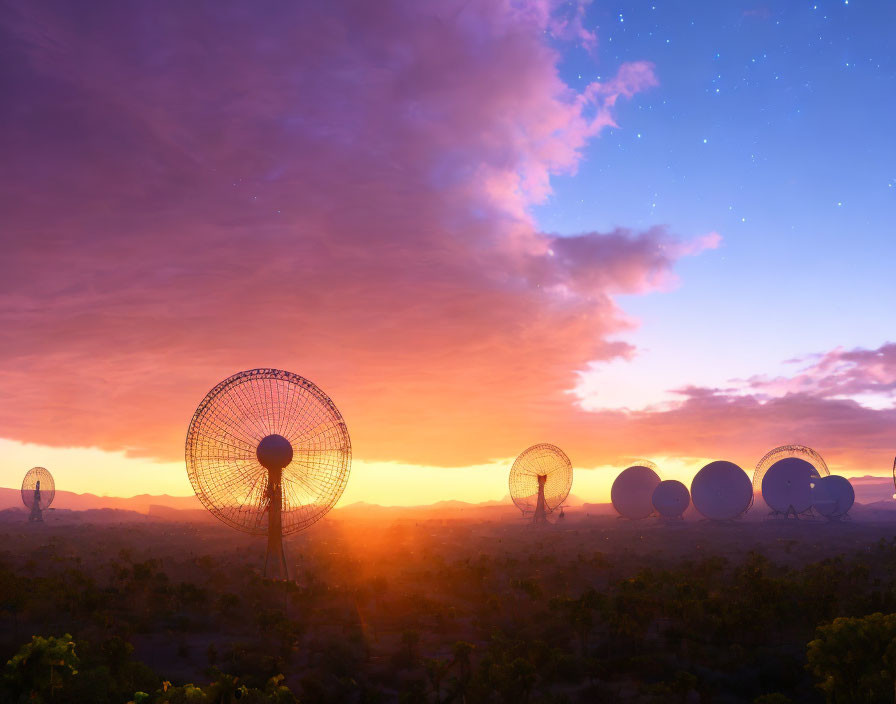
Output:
[{"xmin": 606, "ymin": 445, "xmax": 856, "ymax": 522}]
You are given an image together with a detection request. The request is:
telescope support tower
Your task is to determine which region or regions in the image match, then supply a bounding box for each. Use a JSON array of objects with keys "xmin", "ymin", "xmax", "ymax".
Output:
[{"xmin": 534, "ymin": 474, "xmax": 548, "ymax": 524}]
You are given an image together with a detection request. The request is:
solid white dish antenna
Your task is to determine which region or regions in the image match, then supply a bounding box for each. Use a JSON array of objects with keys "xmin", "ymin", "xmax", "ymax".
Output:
[
  {"xmin": 611, "ymin": 465, "xmax": 661, "ymax": 520},
  {"xmin": 761, "ymin": 457, "xmax": 819, "ymax": 516},
  {"xmin": 652, "ymin": 479, "xmax": 690, "ymax": 519},
  {"xmin": 812, "ymin": 475, "xmax": 855, "ymax": 519},
  {"xmin": 691, "ymin": 461, "xmax": 752, "ymax": 521}
]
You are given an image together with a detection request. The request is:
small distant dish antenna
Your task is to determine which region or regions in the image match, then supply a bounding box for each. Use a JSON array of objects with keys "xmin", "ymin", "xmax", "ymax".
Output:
[
  {"xmin": 754, "ymin": 445, "xmax": 829, "ymax": 494},
  {"xmin": 652, "ymin": 480, "xmax": 690, "ymax": 520},
  {"xmin": 691, "ymin": 461, "xmax": 752, "ymax": 521},
  {"xmin": 22, "ymin": 467, "xmax": 55, "ymax": 522},
  {"xmin": 812, "ymin": 475, "xmax": 855, "ymax": 520},
  {"xmin": 611, "ymin": 465, "xmax": 661, "ymax": 520},
  {"xmin": 761, "ymin": 457, "xmax": 819, "ymax": 518},
  {"xmin": 891, "ymin": 456, "xmax": 896, "ymax": 500},
  {"xmin": 509, "ymin": 444, "xmax": 573, "ymax": 524}
]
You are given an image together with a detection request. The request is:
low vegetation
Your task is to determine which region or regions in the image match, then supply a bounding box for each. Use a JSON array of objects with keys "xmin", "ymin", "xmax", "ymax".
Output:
[{"xmin": 4, "ymin": 518, "xmax": 896, "ymax": 702}]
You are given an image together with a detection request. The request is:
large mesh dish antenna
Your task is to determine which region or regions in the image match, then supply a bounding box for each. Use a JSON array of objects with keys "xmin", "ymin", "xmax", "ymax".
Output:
[
  {"xmin": 509, "ymin": 444, "xmax": 572, "ymax": 523},
  {"xmin": 22, "ymin": 467, "xmax": 55, "ymax": 522},
  {"xmin": 632, "ymin": 459, "xmax": 658, "ymax": 472},
  {"xmin": 753, "ymin": 445, "xmax": 829, "ymax": 494},
  {"xmin": 186, "ymin": 369, "xmax": 351, "ymax": 578}
]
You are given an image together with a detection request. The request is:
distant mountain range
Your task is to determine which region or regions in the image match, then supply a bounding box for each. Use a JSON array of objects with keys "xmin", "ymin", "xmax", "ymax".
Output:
[
  {"xmin": 0, "ymin": 487, "xmax": 203, "ymax": 513},
  {"xmin": 1, "ymin": 477, "xmax": 892, "ymax": 521},
  {"xmin": 0, "ymin": 488, "xmax": 588, "ymax": 513},
  {"xmin": 845, "ymin": 475, "xmax": 895, "ymax": 504}
]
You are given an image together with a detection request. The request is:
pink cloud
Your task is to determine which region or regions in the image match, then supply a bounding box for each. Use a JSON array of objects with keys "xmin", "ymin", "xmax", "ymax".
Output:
[
  {"xmin": 0, "ymin": 0, "xmax": 722, "ymax": 470},
  {"xmin": 565, "ymin": 344, "xmax": 896, "ymax": 473},
  {"xmin": 742, "ymin": 343, "xmax": 896, "ymax": 400},
  {"xmin": 615, "ymin": 387, "xmax": 896, "ymax": 474},
  {"xmin": 535, "ymin": 226, "xmax": 694, "ymax": 297},
  {"xmin": 4, "ymin": 2, "xmax": 887, "ymax": 479},
  {"xmin": 531, "ymin": 0, "xmax": 599, "ymax": 52},
  {"xmin": 743, "ymin": 7, "xmax": 773, "ymax": 20},
  {"xmin": 669, "ymin": 231, "xmax": 723, "ymax": 257}
]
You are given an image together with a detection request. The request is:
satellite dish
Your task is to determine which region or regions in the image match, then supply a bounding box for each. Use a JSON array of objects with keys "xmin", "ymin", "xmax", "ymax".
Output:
[
  {"xmin": 812, "ymin": 475, "xmax": 855, "ymax": 519},
  {"xmin": 186, "ymin": 368, "xmax": 351, "ymax": 580},
  {"xmin": 652, "ymin": 480, "xmax": 690, "ymax": 520},
  {"xmin": 892, "ymin": 456, "xmax": 896, "ymax": 500},
  {"xmin": 509, "ymin": 444, "xmax": 573, "ymax": 524},
  {"xmin": 690, "ymin": 461, "xmax": 752, "ymax": 521},
  {"xmin": 611, "ymin": 465, "xmax": 661, "ymax": 520},
  {"xmin": 754, "ymin": 445, "xmax": 829, "ymax": 494},
  {"xmin": 761, "ymin": 457, "xmax": 819, "ymax": 517},
  {"xmin": 21, "ymin": 467, "xmax": 55, "ymax": 523}
]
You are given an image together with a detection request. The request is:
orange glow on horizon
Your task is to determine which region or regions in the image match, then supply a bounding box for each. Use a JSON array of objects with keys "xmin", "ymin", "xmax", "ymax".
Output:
[{"xmin": 0, "ymin": 437, "xmax": 887, "ymax": 509}]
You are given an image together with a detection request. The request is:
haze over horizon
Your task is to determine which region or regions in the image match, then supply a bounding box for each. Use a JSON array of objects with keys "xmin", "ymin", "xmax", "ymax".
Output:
[{"xmin": 2, "ymin": 0, "xmax": 895, "ymax": 504}]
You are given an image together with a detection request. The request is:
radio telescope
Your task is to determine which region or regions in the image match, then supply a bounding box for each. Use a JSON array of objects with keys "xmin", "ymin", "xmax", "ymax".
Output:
[
  {"xmin": 812, "ymin": 475, "xmax": 855, "ymax": 520},
  {"xmin": 761, "ymin": 458, "xmax": 820, "ymax": 518},
  {"xmin": 186, "ymin": 369, "xmax": 351, "ymax": 580},
  {"xmin": 652, "ymin": 480, "xmax": 690, "ymax": 520},
  {"xmin": 892, "ymin": 456, "xmax": 896, "ymax": 500},
  {"xmin": 509, "ymin": 444, "xmax": 573, "ymax": 524},
  {"xmin": 632, "ymin": 459, "xmax": 658, "ymax": 472},
  {"xmin": 22, "ymin": 467, "xmax": 55, "ymax": 522},
  {"xmin": 754, "ymin": 445, "xmax": 829, "ymax": 494},
  {"xmin": 611, "ymin": 465, "xmax": 661, "ymax": 520},
  {"xmin": 691, "ymin": 461, "xmax": 752, "ymax": 521}
]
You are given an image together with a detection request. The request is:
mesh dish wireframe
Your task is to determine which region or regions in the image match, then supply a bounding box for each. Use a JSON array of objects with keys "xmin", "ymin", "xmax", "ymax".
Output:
[
  {"xmin": 611, "ymin": 465, "xmax": 661, "ymax": 519},
  {"xmin": 652, "ymin": 479, "xmax": 690, "ymax": 519},
  {"xmin": 21, "ymin": 467, "xmax": 55, "ymax": 509},
  {"xmin": 761, "ymin": 457, "xmax": 819, "ymax": 514},
  {"xmin": 812, "ymin": 475, "xmax": 855, "ymax": 518},
  {"xmin": 691, "ymin": 461, "xmax": 752, "ymax": 521},
  {"xmin": 753, "ymin": 445, "xmax": 829, "ymax": 494},
  {"xmin": 509, "ymin": 443, "xmax": 573, "ymax": 515},
  {"xmin": 185, "ymin": 368, "xmax": 351, "ymax": 536}
]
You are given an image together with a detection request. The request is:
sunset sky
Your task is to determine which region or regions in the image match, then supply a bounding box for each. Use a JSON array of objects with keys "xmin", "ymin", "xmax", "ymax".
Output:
[{"xmin": 1, "ymin": 1, "xmax": 894, "ymax": 505}]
